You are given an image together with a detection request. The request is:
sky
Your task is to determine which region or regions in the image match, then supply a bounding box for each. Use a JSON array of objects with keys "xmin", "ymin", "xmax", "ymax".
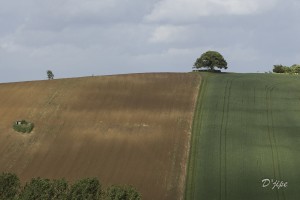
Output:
[{"xmin": 1, "ymin": 0, "xmax": 300, "ymax": 83}]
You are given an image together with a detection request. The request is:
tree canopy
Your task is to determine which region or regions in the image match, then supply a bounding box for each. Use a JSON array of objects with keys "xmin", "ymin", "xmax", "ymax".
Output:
[
  {"xmin": 194, "ymin": 51, "xmax": 228, "ymax": 71},
  {"xmin": 273, "ymin": 64, "xmax": 300, "ymax": 74},
  {"xmin": 47, "ymin": 70, "xmax": 54, "ymax": 80},
  {"xmin": 0, "ymin": 172, "xmax": 20, "ymax": 200}
]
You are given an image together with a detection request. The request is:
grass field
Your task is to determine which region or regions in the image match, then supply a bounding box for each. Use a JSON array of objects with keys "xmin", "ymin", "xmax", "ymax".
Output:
[
  {"xmin": 186, "ymin": 73, "xmax": 300, "ymax": 200},
  {"xmin": 0, "ymin": 73, "xmax": 200, "ymax": 200}
]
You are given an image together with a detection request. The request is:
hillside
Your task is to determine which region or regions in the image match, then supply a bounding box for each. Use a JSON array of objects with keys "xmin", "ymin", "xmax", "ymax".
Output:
[
  {"xmin": 186, "ymin": 73, "xmax": 300, "ymax": 200},
  {"xmin": 0, "ymin": 73, "xmax": 201, "ymax": 200}
]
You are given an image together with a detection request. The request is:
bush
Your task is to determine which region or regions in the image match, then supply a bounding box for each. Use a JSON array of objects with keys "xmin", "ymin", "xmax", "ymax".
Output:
[
  {"xmin": 0, "ymin": 172, "xmax": 20, "ymax": 200},
  {"xmin": 13, "ymin": 120, "xmax": 34, "ymax": 133}
]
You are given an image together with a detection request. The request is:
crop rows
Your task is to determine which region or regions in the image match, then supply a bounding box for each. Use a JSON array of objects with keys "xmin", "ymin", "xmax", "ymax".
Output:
[{"xmin": 186, "ymin": 73, "xmax": 300, "ymax": 200}]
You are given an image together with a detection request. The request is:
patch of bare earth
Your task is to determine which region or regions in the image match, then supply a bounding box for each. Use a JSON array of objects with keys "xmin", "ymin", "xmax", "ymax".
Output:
[{"xmin": 0, "ymin": 73, "xmax": 200, "ymax": 200}]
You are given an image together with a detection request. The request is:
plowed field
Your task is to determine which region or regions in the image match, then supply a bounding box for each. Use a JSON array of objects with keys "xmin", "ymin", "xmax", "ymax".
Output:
[{"xmin": 0, "ymin": 73, "xmax": 200, "ymax": 200}]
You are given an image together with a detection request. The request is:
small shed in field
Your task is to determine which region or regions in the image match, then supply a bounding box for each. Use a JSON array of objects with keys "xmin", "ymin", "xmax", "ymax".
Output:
[{"xmin": 15, "ymin": 121, "xmax": 23, "ymax": 125}]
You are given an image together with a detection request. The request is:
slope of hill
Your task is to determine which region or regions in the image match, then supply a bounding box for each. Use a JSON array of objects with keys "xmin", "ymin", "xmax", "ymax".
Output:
[
  {"xmin": 0, "ymin": 73, "xmax": 201, "ymax": 200},
  {"xmin": 186, "ymin": 73, "xmax": 300, "ymax": 200}
]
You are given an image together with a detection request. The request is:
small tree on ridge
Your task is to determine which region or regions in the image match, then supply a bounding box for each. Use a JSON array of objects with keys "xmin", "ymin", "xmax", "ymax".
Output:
[{"xmin": 47, "ymin": 70, "xmax": 54, "ymax": 80}]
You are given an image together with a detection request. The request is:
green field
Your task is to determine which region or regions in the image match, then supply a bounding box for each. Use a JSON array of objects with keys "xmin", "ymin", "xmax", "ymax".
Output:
[{"xmin": 185, "ymin": 73, "xmax": 300, "ymax": 200}]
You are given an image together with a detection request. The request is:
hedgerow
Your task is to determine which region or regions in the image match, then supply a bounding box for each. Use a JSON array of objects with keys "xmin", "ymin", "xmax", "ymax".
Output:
[{"xmin": 0, "ymin": 173, "xmax": 141, "ymax": 200}]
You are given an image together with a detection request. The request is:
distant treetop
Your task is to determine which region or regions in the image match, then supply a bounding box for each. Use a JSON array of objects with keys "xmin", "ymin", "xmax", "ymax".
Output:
[
  {"xmin": 273, "ymin": 64, "xmax": 300, "ymax": 74},
  {"xmin": 47, "ymin": 70, "xmax": 54, "ymax": 80}
]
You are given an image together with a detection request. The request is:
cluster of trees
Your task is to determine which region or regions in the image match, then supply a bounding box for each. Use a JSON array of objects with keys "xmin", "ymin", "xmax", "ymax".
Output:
[
  {"xmin": 273, "ymin": 64, "xmax": 300, "ymax": 74},
  {"xmin": 0, "ymin": 172, "xmax": 141, "ymax": 200}
]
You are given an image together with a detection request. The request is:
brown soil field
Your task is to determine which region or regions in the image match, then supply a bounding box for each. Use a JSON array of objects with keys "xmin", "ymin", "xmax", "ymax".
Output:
[{"xmin": 0, "ymin": 73, "xmax": 200, "ymax": 200}]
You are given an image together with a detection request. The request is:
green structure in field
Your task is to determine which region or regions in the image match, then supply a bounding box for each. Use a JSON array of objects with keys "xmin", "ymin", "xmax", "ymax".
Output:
[{"xmin": 13, "ymin": 120, "xmax": 34, "ymax": 133}]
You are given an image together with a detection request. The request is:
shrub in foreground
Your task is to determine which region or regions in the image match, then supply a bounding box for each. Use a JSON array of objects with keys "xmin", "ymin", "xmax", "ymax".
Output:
[
  {"xmin": 69, "ymin": 178, "xmax": 101, "ymax": 200},
  {"xmin": 19, "ymin": 178, "xmax": 54, "ymax": 200},
  {"xmin": 0, "ymin": 172, "xmax": 20, "ymax": 200}
]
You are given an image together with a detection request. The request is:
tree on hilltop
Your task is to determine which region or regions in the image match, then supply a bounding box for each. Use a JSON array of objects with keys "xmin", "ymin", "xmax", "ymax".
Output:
[
  {"xmin": 47, "ymin": 70, "xmax": 54, "ymax": 80},
  {"xmin": 193, "ymin": 51, "xmax": 228, "ymax": 71}
]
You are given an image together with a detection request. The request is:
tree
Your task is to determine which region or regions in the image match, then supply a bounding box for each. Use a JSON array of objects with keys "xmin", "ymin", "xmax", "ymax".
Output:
[
  {"xmin": 47, "ymin": 70, "xmax": 54, "ymax": 80},
  {"xmin": 283, "ymin": 66, "xmax": 291, "ymax": 73},
  {"xmin": 291, "ymin": 64, "xmax": 300, "ymax": 73},
  {"xmin": 194, "ymin": 51, "xmax": 228, "ymax": 71},
  {"xmin": 273, "ymin": 65, "xmax": 285, "ymax": 73},
  {"xmin": 51, "ymin": 179, "xmax": 69, "ymax": 200},
  {"xmin": 0, "ymin": 172, "xmax": 20, "ymax": 200},
  {"xmin": 68, "ymin": 178, "xmax": 101, "ymax": 200},
  {"xmin": 19, "ymin": 178, "xmax": 53, "ymax": 200}
]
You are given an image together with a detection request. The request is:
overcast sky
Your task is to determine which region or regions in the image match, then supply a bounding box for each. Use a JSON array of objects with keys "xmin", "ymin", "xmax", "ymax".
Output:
[{"xmin": 1, "ymin": 0, "xmax": 300, "ymax": 83}]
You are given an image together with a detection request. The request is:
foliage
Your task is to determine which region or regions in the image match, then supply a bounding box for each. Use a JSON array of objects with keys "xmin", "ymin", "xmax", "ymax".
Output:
[
  {"xmin": 272, "ymin": 65, "xmax": 285, "ymax": 73},
  {"xmin": 17, "ymin": 178, "xmax": 69, "ymax": 200},
  {"xmin": 193, "ymin": 51, "xmax": 227, "ymax": 71},
  {"xmin": 69, "ymin": 178, "xmax": 101, "ymax": 200},
  {"xmin": 105, "ymin": 185, "xmax": 141, "ymax": 200},
  {"xmin": 273, "ymin": 64, "xmax": 300, "ymax": 74},
  {"xmin": 0, "ymin": 174, "xmax": 141, "ymax": 200},
  {"xmin": 290, "ymin": 64, "xmax": 300, "ymax": 73},
  {"xmin": 47, "ymin": 70, "xmax": 54, "ymax": 80},
  {"xmin": 51, "ymin": 179, "xmax": 69, "ymax": 200},
  {"xmin": 13, "ymin": 120, "xmax": 34, "ymax": 133},
  {"xmin": 283, "ymin": 66, "xmax": 292, "ymax": 73},
  {"xmin": 0, "ymin": 172, "xmax": 20, "ymax": 200},
  {"xmin": 19, "ymin": 178, "xmax": 53, "ymax": 200}
]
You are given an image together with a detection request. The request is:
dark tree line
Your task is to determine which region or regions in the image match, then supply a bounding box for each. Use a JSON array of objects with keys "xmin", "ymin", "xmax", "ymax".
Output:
[{"xmin": 0, "ymin": 172, "xmax": 141, "ymax": 200}]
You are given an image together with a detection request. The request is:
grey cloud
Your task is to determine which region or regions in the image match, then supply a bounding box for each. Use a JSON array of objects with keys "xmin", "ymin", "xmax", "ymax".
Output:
[{"xmin": 145, "ymin": 0, "xmax": 279, "ymax": 23}]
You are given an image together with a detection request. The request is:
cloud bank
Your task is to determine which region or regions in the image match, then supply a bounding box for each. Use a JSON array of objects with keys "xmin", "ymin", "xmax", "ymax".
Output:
[
  {"xmin": 146, "ymin": 0, "xmax": 278, "ymax": 22},
  {"xmin": 0, "ymin": 0, "xmax": 299, "ymax": 82}
]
